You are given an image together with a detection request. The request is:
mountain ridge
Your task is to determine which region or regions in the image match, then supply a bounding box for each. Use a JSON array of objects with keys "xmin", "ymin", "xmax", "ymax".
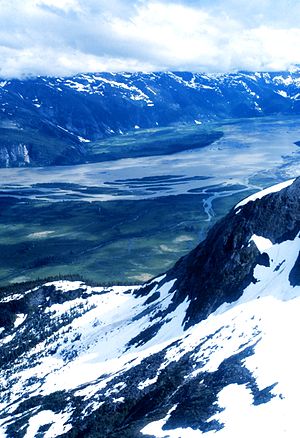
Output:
[
  {"xmin": 0, "ymin": 177, "xmax": 299, "ymax": 437},
  {"xmin": 1, "ymin": 69, "xmax": 300, "ymax": 167}
]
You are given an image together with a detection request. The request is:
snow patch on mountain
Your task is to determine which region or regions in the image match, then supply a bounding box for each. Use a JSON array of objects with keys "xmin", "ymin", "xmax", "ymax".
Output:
[
  {"xmin": 277, "ymin": 90, "xmax": 288, "ymax": 97},
  {"xmin": 24, "ymin": 410, "xmax": 72, "ymax": 438},
  {"xmin": 141, "ymin": 292, "xmax": 300, "ymax": 437},
  {"xmin": 235, "ymin": 178, "xmax": 295, "ymax": 209},
  {"xmin": 14, "ymin": 314, "xmax": 27, "ymax": 328},
  {"xmin": 250, "ymin": 234, "xmax": 273, "ymax": 253},
  {"xmin": 0, "ymin": 178, "xmax": 299, "ymax": 436}
]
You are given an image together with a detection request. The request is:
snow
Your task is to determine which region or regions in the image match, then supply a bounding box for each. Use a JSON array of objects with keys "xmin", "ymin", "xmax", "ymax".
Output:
[
  {"xmin": 141, "ymin": 231, "xmax": 300, "ymax": 437},
  {"xmin": 277, "ymin": 90, "xmax": 288, "ymax": 98},
  {"xmin": 68, "ymin": 74, "xmax": 154, "ymax": 103},
  {"xmin": 105, "ymin": 382, "xmax": 126, "ymax": 397},
  {"xmin": 202, "ymin": 295, "xmax": 300, "ymax": 437},
  {"xmin": 149, "ymin": 274, "xmax": 166, "ymax": 284},
  {"xmin": 0, "ymin": 293, "xmax": 25, "ymax": 303},
  {"xmin": 41, "ymin": 280, "xmax": 187, "ymax": 396},
  {"xmin": 273, "ymin": 75, "xmax": 293, "ymax": 86},
  {"xmin": 142, "ymin": 379, "xmax": 294, "ymax": 437},
  {"xmin": 57, "ymin": 125, "xmax": 74, "ymax": 135},
  {"xmin": 262, "ymin": 73, "xmax": 271, "ymax": 83},
  {"xmin": 146, "ymin": 86, "xmax": 157, "ymax": 95},
  {"xmin": 142, "ymin": 424, "xmax": 204, "ymax": 437},
  {"xmin": 250, "ymin": 234, "xmax": 273, "ymax": 253},
  {"xmin": 112, "ymin": 397, "xmax": 125, "ymax": 403},
  {"xmin": 24, "ymin": 410, "xmax": 72, "ymax": 438},
  {"xmin": 243, "ymin": 73, "xmax": 258, "ymax": 81},
  {"xmin": 0, "ymin": 333, "xmax": 16, "ymax": 345},
  {"xmin": 23, "ymin": 145, "xmax": 30, "ymax": 164},
  {"xmin": 14, "ymin": 314, "xmax": 27, "ymax": 328},
  {"xmin": 78, "ymin": 136, "xmax": 90, "ymax": 143},
  {"xmin": 0, "ymin": 276, "xmax": 187, "ymax": 426},
  {"xmin": 235, "ymin": 179, "xmax": 295, "ymax": 209},
  {"xmin": 45, "ymin": 280, "xmax": 85, "ymax": 292},
  {"xmin": 64, "ymin": 80, "xmax": 88, "ymax": 93},
  {"xmin": 141, "ymin": 405, "xmax": 178, "ymax": 437},
  {"xmin": 142, "ymin": 294, "xmax": 300, "ymax": 437},
  {"xmin": 198, "ymin": 84, "xmax": 214, "ymax": 89},
  {"xmin": 218, "ymin": 233, "xmax": 300, "ymax": 309},
  {"xmin": 254, "ymin": 101, "xmax": 262, "ymax": 111},
  {"xmin": 138, "ymin": 376, "xmax": 159, "ymax": 390},
  {"xmin": 168, "ymin": 72, "xmax": 217, "ymax": 92},
  {"xmin": 2, "ymin": 201, "xmax": 300, "ymax": 437}
]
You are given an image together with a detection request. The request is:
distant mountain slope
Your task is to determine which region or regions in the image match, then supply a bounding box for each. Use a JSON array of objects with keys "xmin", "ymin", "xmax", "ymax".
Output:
[
  {"xmin": 0, "ymin": 177, "xmax": 299, "ymax": 437},
  {"xmin": 0, "ymin": 69, "xmax": 300, "ymax": 167}
]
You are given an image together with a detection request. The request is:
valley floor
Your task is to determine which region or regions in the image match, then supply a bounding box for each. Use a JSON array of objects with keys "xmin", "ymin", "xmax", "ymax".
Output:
[{"xmin": 0, "ymin": 116, "xmax": 300, "ymax": 287}]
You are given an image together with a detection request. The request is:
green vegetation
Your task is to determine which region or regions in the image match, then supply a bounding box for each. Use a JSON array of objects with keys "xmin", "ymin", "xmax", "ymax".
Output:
[
  {"xmin": 87, "ymin": 124, "xmax": 223, "ymax": 161},
  {"xmin": 0, "ymin": 195, "xmax": 205, "ymax": 286},
  {"xmin": 0, "ymin": 121, "xmax": 81, "ymax": 166},
  {"xmin": 0, "ymin": 118, "xmax": 223, "ymax": 167},
  {"xmin": 0, "ymin": 186, "xmax": 249, "ymax": 288}
]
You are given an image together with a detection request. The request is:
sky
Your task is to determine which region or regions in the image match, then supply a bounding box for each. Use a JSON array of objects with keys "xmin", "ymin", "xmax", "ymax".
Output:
[{"xmin": 0, "ymin": 0, "xmax": 300, "ymax": 77}]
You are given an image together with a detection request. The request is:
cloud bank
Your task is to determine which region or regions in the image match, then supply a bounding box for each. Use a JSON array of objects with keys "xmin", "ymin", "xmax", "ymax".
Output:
[{"xmin": 0, "ymin": 0, "xmax": 299, "ymax": 77}]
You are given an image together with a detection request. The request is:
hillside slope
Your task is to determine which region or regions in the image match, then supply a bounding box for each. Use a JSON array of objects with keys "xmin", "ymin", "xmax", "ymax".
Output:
[
  {"xmin": 1, "ymin": 69, "xmax": 300, "ymax": 166},
  {"xmin": 0, "ymin": 178, "xmax": 299, "ymax": 437}
]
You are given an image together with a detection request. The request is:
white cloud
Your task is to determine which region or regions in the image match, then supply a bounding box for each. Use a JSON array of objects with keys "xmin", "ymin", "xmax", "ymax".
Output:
[
  {"xmin": 36, "ymin": 0, "xmax": 83, "ymax": 12},
  {"xmin": 0, "ymin": 0, "xmax": 299, "ymax": 77}
]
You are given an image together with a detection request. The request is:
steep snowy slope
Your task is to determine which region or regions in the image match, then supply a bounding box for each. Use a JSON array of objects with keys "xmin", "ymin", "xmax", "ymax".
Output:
[
  {"xmin": 1, "ymin": 69, "xmax": 300, "ymax": 166},
  {"xmin": 0, "ymin": 178, "xmax": 299, "ymax": 437}
]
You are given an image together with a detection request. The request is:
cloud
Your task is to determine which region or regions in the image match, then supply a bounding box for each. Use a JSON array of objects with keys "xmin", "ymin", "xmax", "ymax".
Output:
[{"xmin": 0, "ymin": 0, "xmax": 299, "ymax": 77}]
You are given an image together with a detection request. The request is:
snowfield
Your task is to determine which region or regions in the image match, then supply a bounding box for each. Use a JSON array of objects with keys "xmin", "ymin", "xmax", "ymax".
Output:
[{"xmin": 0, "ymin": 178, "xmax": 299, "ymax": 437}]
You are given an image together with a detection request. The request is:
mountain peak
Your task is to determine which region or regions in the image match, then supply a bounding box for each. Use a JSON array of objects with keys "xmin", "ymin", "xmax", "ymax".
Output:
[
  {"xmin": 0, "ymin": 177, "xmax": 299, "ymax": 437},
  {"xmin": 163, "ymin": 177, "xmax": 300, "ymax": 327}
]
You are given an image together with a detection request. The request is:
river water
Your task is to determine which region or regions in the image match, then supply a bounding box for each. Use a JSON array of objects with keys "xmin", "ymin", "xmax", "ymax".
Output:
[{"xmin": 0, "ymin": 116, "xmax": 299, "ymax": 202}]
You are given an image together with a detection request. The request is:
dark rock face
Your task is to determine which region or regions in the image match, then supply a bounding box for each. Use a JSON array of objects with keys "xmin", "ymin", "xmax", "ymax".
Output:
[
  {"xmin": 58, "ymin": 343, "xmax": 276, "ymax": 438},
  {"xmin": 0, "ymin": 284, "xmax": 86, "ymax": 368},
  {"xmin": 1, "ymin": 69, "xmax": 300, "ymax": 166},
  {"xmin": 166, "ymin": 178, "xmax": 300, "ymax": 327},
  {"xmin": 1, "ymin": 178, "xmax": 299, "ymax": 437},
  {"xmin": 0, "ymin": 116, "xmax": 84, "ymax": 167},
  {"xmin": 163, "ymin": 345, "xmax": 276, "ymax": 432},
  {"xmin": 289, "ymin": 252, "xmax": 300, "ymax": 286}
]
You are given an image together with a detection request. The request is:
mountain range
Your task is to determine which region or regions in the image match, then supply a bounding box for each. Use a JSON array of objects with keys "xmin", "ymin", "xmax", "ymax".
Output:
[
  {"xmin": 1, "ymin": 69, "xmax": 300, "ymax": 167},
  {"xmin": 1, "ymin": 177, "xmax": 299, "ymax": 437}
]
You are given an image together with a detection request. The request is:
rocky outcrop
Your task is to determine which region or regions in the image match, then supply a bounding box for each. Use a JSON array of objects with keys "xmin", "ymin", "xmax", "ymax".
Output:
[
  {"xmin": 0, "ymin": 143, "xmax": 30, "ymax": 167},
  {"xmin": 1, "ymin": 178, "xmax": 300, "ymax": 437},
  {"xmin": 166, "ymin": 178, "xmax": 300, "ymax": 327}
]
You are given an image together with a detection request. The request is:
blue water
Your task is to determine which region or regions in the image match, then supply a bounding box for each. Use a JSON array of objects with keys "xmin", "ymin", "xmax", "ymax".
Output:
[{"xmin": 0, "ymin": 116, "xmax": 299, "ymax": 202}]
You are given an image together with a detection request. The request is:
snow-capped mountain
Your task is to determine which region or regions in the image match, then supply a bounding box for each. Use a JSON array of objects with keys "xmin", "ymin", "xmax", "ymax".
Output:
[
  {"xmin": 0, "ymin": 177, "xmax": 299, "ymax": 437},
  {"xmin": 1, "ymin": 69, "xmax": 300, "ymax": 167}
]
